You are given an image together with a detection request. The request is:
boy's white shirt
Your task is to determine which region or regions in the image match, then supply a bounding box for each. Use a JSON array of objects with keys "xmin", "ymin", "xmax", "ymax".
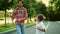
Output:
[{"xmin": 36, "ymin": 21, "xmax": 45, "ymax": 34}]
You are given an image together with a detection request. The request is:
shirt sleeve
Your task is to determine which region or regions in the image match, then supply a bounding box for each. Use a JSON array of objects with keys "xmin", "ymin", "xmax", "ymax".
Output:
[
  {"xmin": 37, "ymin": 22, "xmax": 45, "ymax": 30},
  {"xmin": 23, "ymin": 8, "xmax": 28, "ymax": 19},
  {"xmin": 40, "ymin": 23, "xmax": 45, "ymax": 29}
]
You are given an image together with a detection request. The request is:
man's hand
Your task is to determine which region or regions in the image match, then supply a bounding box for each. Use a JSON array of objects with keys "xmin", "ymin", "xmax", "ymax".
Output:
[
  {"xmin": 18, "ymin": 23, "xmax": 24, "ymax": 26},
  {"xmin": 12, "ymin": 20, "xmax": 15, "ymax": 25},
  {"xmin": 11, "ymin": 18, "xmax": 15, "ymax": 25},
  {"xmin": 21, "ymin": 18, "xmax": 26, "ymax": 20}
]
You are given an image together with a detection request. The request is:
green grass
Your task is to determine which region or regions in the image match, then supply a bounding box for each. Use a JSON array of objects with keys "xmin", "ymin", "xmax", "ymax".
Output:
[
  {"xmin": 25, "ymin": 22, "xmax": 34, "ymax": 27},
  {"xmin": 0, "ymin": 21, "xmax": 35, "ymax": 32},
  {"xmin": 0, "ymin": 24, "xmax": 16, "ymax": 32}
]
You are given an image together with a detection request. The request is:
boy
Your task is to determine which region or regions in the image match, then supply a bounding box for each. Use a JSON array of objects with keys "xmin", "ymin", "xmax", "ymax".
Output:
[
  {"xmin": 11, "ymin": 0, "xmax": 28, "ymax": 34},
  {"xmin": 35, "ymin": 14, "xmax": 45, "ymax": 34}
]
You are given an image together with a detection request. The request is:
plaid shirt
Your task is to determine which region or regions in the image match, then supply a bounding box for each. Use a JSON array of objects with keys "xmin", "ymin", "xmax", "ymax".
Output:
[{"xmin": 11, "ymin": 7, "xmax": 28, "ymax": 24}]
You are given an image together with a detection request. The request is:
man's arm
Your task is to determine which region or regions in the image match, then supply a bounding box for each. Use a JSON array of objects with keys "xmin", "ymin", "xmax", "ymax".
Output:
[
  {"xmin": 23, "ymin": 8, "xmax": 28, "ymax": 20},
  {"xmin": 11, "ymin": 10, "xmax": 16, "ymax": 24},
  {"xmin": 37, "ymin": 27, "xmax": 45, "ymax": 32}
]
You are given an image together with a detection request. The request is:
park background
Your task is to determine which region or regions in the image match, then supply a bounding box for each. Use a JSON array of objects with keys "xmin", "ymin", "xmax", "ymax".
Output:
[{"xmin": 0, "ymin": 0, "xmax": 60, "ymax": 34}]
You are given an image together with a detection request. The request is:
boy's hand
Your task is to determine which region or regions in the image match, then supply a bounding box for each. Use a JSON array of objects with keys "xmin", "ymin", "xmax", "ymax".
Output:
[
  {"xmin": 41, "ymin": 29, "xmax": 45, "ymax": 32},
  {"xmin": 37, "ymin": 27, "xmax": 45, "ymax": 32},
  {"xmin": 36, "ymin": 27, "xmax": 41, "ymax": 30}
]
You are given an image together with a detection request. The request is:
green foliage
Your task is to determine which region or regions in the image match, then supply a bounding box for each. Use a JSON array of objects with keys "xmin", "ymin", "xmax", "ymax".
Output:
[
  {"xmin": 0, "ymin": 11, "xmax": 4, "ymax": 17},
  {"xmin": 0, "ymin": 0, "xmax": 14, "ymax": 10},
  {"xmin": 47, "ymin": 0, "xmax": 60, "ymax": 21},
  {"xmin": 49, "ymin": 0, "xmax": 57, "ymax": 5},
  {"xmin": 0, "ymin": 0, "xmax": 60, "ymax": 21},
  {"xmin": 23, "ymin": 0, "xmax": 36, "ymax": 20},
  {"xmin": 52, "ymin": 0, "xmax": 60, "ymax": 20},
  {"xmin": 12, "ymin": 0, "xmax": 18, "ymax": 9},
  {"xmin": 35, "ymin": 2, "xmax": 47, "ymax": 20},
  {"xmin": 35, "ymin": 2, "xmax": 47, "ymax": 14},
  {"xmin": 0, "ymin": 0, "xmax": 14, "ymax": 26},
  {"xmin": 6, "ymin": 12, "xmax": 11, "ymax": 17},
  {"xmin": 47, "ymin": 6, "xmax": 56, "ymax": 21}
]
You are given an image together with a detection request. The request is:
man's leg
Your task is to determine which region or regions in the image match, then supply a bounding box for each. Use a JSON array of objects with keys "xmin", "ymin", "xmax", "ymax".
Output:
[
  {"xmin": 16, "ymin": 23, "xmax": 21, "ymax": 34},
  {"xmin": 20, "ymin": 26, "xmax": 25, "ymax": 34}
]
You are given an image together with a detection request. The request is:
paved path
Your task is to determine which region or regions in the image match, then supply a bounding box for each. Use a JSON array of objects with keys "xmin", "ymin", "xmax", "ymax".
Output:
[
  {"xmin": 1, "ymin": 21, "xmax": 60, "ymax": 34},
  {"xmin": 8, "ymin": 24, "xmax": 36, "ymax": 34},
  {"xmin": 45, "ymin": 22, "xmax": 60, "ymax": 34}
]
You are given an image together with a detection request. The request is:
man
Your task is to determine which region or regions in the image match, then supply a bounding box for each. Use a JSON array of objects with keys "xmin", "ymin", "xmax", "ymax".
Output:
[{"xmin": 11, "ymin": 0, "xmax": 28, "ymax": 34}]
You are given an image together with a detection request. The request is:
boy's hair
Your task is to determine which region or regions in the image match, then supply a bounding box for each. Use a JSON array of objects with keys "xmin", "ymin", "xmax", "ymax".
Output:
[
  {"xmin": 18, "ymin": 0, "xmax": 24, "ymax": 4},
  {"xmin": 37, "ymin": 14, "xmax": 45, "ymax": 21}
]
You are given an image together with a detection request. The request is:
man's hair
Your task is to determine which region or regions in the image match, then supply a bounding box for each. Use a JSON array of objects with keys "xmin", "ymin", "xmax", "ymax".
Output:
[
  {"xmin": 37, "ymin": 14, "xmax": 45, "ymax": 21},
  {"xmin": 18, "ymin": 0, "xmax": 24, "ymax": 4}
]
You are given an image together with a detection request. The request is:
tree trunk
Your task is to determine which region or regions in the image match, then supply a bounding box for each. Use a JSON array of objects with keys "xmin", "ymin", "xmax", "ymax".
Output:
[
  {"xmin": 27, "ymin": 19, "xmax": 30, "ymax": 24},
  {"xmin": 4, "ymin": 10, "xmax": 7, "ymax": 27},
  {"xmin": 30, "ymin": 17, "xmax": 32, "ymax": 21},
  {"xmin": 27, "ymin": 18, "xmax": 29, "ymax": 22}
]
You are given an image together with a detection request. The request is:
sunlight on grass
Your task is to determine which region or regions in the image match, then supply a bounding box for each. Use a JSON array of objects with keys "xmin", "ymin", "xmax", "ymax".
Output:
[
  {"xmin": 0, "ymin": 24, "xmax": 16, "ymax": 32},
  {"xmin": 0, "ymin": 18, "xmax": 36, "ymax": 32}
]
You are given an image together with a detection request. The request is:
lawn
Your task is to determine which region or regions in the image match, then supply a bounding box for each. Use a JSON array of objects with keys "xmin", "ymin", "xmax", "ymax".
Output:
[
  {"xmin": 0, "ymin": 20, "xmax": 35, "ymax": 32},
  {"xmin": 0, "ymin": 23, "xmax": 16, "ymax": 32}
]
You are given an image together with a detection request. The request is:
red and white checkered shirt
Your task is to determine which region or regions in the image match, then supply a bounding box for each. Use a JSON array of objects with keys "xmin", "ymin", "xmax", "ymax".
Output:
[{"xmin": 11, "ymin": 7, "xmax": 28, "ymax": 24}]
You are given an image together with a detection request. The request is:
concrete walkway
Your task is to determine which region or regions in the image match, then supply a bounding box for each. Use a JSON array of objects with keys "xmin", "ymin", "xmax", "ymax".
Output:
[{"xmin": 1, "ymin": 21, "xmax": 60, "ymax": 34}]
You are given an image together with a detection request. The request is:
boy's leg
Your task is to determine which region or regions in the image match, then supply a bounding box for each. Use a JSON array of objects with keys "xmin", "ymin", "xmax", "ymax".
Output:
[
  {"xmin": 16, "ymin": 23, "xmax": 21, "ymax": 34},
  {"xmin": 20, "ymin": 26, "xmax": 25, "ymax": 34}
]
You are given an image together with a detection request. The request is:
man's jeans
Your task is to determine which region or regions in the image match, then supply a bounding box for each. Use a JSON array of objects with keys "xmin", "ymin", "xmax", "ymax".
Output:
[{"xmin": 16, "ymin": 23, "xmax": 25, "ymax": 34}]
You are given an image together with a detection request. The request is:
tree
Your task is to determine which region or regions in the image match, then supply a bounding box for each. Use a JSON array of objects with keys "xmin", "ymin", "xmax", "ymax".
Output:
[
  {"xmin": 49, "ymin": 0, "xmax": 57, "ymax": 5},
  {"xmin": 24, "ymin": 0, "xmax": 36, "ymax": 21},
  {"xmin": 52, "ymin": 0, "xmax": 60, "ymax": 20},
  {"xmin": 35, "ymin": 2, "xmax": 47, "ymax": 19},
  {"xmin": 47, "ymin": 6, "xmax": 56, "ymax": 21},
  {"xmin": 47, "ymin": 0, "xmax": 60, "ymax": 21},
  {"xmin": 47, "ymin": 0, "xmax": 56, "ymax": 21},
  {"xmin": 0, "ymin": 0, "xmax": 14, "ymax": 27},
  {"xmin": 12, "ymin": 0, "xmax": 18, "ymax": 9}
]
